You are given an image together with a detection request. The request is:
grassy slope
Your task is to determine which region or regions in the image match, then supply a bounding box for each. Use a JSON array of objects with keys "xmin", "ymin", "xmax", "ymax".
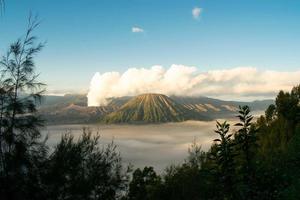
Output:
[{"xmin": 104, "ymin": 94, "xmax": 191, "ymax": 123}]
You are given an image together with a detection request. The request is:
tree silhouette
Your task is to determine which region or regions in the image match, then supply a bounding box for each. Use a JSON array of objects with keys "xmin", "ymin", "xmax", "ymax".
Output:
[
  {"xmin": 235, "ymin": 105, "xmax": 257, "ymax": 199},
  {"xmin": 127, "ymin": 167, "xmax": 161, "ymax": 200},
  {"xmin": 213, "ymin": 121, "xmax": 236, "ymax": 199},
  {"xmin": 0, "ymin": 15, "xmax": 46, "ymax": 200},
  {"xmin": 43, "ymin": 129, "xmax": 130, "ymax": 200},
  {"xmin": 265, "ymin": 104, "xmax": 276, "ymax": 123}
]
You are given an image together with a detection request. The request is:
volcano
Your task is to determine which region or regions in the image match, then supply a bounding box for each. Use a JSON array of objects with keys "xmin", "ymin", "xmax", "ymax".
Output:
[{"xmin": 103, "ymin": 93, "xmax": 190, "ymax": 123}]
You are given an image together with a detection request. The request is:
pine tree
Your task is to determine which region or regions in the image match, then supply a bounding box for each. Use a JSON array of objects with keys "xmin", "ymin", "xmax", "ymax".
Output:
[{"xmin": 0, "ymin": 15, "xmax": 47, "ymax": 199}]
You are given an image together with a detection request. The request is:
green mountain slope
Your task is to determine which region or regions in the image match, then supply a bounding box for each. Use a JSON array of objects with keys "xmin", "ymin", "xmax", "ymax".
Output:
[
  {"xmin": 172, "ymin": 96, "xmax": 273, "ymax": 118},
  {"xmin": 104, "ymin": 93, "xmax": 194, "ymax": 123}
]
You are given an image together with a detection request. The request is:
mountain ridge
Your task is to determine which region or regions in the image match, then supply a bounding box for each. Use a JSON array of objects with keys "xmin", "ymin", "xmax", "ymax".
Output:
[{"xmin": 38, "ymin": 93, "xmax": 273, "ymax": 124}]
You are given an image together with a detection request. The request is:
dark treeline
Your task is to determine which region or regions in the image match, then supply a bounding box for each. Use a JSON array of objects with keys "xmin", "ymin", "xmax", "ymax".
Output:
[{"xmin": 1, "ymin": 18, "xmax": 300, "ymax": 200}]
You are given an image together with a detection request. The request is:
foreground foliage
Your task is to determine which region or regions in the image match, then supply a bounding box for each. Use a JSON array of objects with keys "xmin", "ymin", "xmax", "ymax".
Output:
[{"xmin": 0, "ymin": 18, "xmax": 129, "ymax": 200}]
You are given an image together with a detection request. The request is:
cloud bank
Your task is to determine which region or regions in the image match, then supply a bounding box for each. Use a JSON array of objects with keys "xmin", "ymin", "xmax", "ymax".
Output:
[{"xmin": 87, "ymin": 65, "xmax": 300, "ymax": 106}]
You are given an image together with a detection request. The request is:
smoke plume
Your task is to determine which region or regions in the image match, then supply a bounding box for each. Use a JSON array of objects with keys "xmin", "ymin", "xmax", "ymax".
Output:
[{"xmin": 87, "ymin": 65, "xmax": 300, "ymax": 106}]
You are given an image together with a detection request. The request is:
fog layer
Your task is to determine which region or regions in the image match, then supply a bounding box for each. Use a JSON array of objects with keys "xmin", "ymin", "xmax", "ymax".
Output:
[{"xmin": 43, "ymin": 120, "xmax": 237, "ymax": 172}]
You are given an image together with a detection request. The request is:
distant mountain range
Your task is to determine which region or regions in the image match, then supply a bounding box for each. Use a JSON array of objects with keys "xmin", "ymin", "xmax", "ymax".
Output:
[{"xmin": 38, "ymin": 93, "xmax": 273, "ymax": 124}]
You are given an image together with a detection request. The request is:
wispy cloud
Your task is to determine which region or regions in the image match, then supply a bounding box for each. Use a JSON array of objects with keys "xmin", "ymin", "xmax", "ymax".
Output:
[
  {"xmin": 192, "ymin": 7, "xmax": 202, "ymax": 19},
  {"xmin": 132, "ymin": 26, "xmax": 144, "ymax": 33}
]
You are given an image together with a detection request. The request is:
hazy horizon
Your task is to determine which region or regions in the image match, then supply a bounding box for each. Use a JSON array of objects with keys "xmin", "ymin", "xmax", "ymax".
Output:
[{"xmin": 43, "ymin": 91, "xmax": 276, "ymax": 103}]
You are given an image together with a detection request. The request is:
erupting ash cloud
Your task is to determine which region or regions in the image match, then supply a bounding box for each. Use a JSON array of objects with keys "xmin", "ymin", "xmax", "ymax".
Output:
[{"xmin": 87, "ymin": 65, "xmax": 300, "ymax": 106}]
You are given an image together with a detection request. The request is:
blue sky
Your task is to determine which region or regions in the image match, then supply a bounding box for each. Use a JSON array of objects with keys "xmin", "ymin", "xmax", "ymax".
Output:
[{"xmin": 0, "ymin": 0, "xmax": 299, "ymax": 94}]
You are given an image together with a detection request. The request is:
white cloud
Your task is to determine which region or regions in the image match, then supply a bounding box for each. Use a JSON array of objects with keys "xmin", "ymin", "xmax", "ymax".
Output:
[
  {"xmin": 132, "ymin": 26, "xmax": 144, "ymax": 33},
  {"xmin": 87, "ymin": 65, "xmax": 300, "ymax": 106},
  {"xmin": 192, "ymin": 7, "xmax": 202, "ymax": 19}
]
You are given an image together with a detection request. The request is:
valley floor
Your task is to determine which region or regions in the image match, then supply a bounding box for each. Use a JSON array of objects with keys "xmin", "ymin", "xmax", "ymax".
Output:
[{"xmin": 42, "ymin": 120, "xmax": 237, "ymax": 171}]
